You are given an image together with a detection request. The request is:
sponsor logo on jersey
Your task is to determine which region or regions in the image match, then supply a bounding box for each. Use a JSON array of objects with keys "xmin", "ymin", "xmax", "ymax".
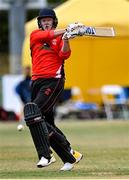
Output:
[{"xmin": 52, "ymin": 39, "xmax": 57, "ymax": 45}]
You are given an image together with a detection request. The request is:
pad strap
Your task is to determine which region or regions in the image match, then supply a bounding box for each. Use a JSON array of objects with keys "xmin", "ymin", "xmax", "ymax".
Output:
[{"xmin": 24, "ymin": 102, "xmax": 43, "ymax": 126}]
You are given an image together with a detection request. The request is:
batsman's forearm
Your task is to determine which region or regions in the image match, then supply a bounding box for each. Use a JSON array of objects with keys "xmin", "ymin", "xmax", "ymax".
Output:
[
  {"xmin": 61, "ymin": 39, "xmax": 70, "ymax": 52},
  {"xmin": 54, "ymin": 29, "xmax": 66, "ymax": 37}
]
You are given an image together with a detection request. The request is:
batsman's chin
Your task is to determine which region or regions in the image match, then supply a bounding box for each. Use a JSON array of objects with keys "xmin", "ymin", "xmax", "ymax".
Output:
[{"xmin": 44, "ymin": 26, "xmax": 52, "ymax": 30}]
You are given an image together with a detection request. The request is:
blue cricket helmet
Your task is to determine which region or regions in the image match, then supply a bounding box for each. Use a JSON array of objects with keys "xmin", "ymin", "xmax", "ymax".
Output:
[{"xmin": 37, "ymin": 8, "xmax": 58, "ymax": 29}]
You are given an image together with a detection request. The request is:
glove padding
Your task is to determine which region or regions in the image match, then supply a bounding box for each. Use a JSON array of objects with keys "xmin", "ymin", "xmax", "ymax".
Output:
[
  {"xmin": 62, "ymin": 31, "xmax": 76, "ymax": 40},
  {"xmin": 66, "ymin": 22, "xmax": 85, "ymax": 32},
  {"xmin": 62, "ymin": 23, "xmax": 86, "ymax": 40}
]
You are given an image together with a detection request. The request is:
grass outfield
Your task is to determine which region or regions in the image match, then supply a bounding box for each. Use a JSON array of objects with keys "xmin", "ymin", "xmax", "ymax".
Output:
[{"xmin": 0, "ymin": 120, "xmax": 129, "ymax": 179}]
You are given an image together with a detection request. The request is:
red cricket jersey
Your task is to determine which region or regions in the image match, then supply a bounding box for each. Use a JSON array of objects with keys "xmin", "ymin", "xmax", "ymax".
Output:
[{"xmin": 30, "ymin": 29, "xmax": 71, "ymax": 80}]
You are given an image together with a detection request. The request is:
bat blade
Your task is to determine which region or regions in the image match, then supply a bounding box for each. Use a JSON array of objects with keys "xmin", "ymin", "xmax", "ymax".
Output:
[{"xmin": 85, "ymin": 27, "xmax": 115, "ymax": 37}]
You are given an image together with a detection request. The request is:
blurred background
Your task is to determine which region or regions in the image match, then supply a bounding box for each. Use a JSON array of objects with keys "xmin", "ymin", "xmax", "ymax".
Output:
[
  {"xmin": 0, "ymin": 0, "xmax": 129, "ymax": 121},
  {"xmin": 0, "ymin": 2, "xmax": 129, "ymax": 178}
]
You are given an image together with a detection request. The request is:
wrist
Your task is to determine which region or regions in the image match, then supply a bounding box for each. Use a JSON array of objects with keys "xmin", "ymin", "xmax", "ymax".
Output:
[{"xmin": 63, "ymin": 38, "xmax": 69, "ymax": 41}]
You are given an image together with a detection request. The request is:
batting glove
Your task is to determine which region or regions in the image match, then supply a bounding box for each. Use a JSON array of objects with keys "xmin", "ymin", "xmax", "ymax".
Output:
[
  {"xmin": 62, "ymin": 31, "xmax": 76, "ymax": 40},
  {"xmin": 66, "ymin": 22, "xmax": 85, "ymax": 32}
]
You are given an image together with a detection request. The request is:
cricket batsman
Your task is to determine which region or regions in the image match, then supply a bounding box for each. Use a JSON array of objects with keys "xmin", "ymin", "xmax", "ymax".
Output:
[{"xmin": 24, "ymin": 8, "xmax": 85, "ymax": 171}]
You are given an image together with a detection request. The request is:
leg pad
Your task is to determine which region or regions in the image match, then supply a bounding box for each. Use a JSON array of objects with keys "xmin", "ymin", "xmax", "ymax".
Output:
[{"xmin": 24, "ymin": 102, "xmax": 50, "ymax": 159}]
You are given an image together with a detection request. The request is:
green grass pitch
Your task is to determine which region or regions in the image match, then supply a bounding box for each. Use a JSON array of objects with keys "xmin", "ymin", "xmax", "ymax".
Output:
[{"xmin": 0, "ymin": 120, "xmax": 129, "ymax": 179}]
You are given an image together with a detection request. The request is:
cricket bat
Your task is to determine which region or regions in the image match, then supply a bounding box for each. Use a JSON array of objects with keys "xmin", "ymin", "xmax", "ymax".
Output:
[
  {"xmin": 84, "ymin": 27, "xmax": 115, "ymax": 37},
  {"xmin": 64, "ymin": 25, "xmax": 115, "ymax": 39}
]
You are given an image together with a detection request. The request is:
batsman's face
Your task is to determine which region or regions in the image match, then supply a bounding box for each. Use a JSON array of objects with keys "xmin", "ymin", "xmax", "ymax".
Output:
[{"xmin": 40, "ymin": 17, "xmax": 54, "ymax": 30}]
